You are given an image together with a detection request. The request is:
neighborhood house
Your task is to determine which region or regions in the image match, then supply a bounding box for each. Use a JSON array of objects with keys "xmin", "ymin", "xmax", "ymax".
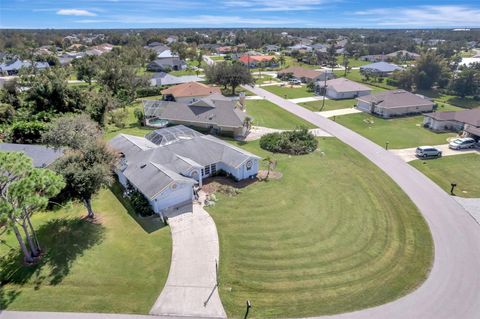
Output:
[
  {"xmin": 238, "ymin": 55, "xmax": 277, "ymax": 68},
  {"xmin": 423, "ymin": 108, "xmax": 480, "ymax": 140},
  {"xmin": 317, "ymin": 78, "xmax": 372, "ymax": 99},
  {"xmin": 143, "ymin": 93, "xmax": 250, "ymax": 137},
  {"xmin": 150, "ymin": 72, "xmax": 204, "ymax": 87},
  {"xmin": 357, "ymin": 90, "xmax": 434, "ymax": 118},
  {"xmin": 109, "ymin": 126, "xmax": 260, "ymax": 217},
  {"xmin": 161, "ymin": 81, "xmax": 221, "ymax": 104},
  {"xmin": 277, "ymin": 66, "xmax": 335, "ymax": 83},
  {"xmin": 360, "ymin": 62, "xmax": 403, "ymax": 76}
]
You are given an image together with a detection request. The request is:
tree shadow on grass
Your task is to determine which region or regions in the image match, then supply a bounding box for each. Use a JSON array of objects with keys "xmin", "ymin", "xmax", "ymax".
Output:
[
  {"xmin": 0, "ymin": 217, "xmax": 105, "ymax": 307},
  {"xmin": 110, "ymin": 182, "xmax": 166, "ymax": 234}
]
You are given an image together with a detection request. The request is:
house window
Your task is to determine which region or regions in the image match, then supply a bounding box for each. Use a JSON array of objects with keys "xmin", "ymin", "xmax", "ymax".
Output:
[
  {"xmin": 204, "ymin": 165, "xmax": 210, "ymax": 176},
  {"xmin": 211, "ymin": 163, "xmax": 217, "ymax": 175},
  {"xmin": 201, "ymin": 168, "xmax": 204, "ymax": 176}
]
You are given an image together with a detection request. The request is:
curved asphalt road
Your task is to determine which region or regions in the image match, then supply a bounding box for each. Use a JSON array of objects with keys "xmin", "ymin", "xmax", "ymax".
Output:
[{"xmin": 243, "ymin": 85, "xmax": 480, "ymax": 319}]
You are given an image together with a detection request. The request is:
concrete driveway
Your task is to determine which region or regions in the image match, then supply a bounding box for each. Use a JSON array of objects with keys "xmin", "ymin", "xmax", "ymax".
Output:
[
  {"xmin": 242, "ymin": 84, "xmax": 480, "ymax": 319},
  {"xmin": 390, "ymin": 144, "xmax": 479, "ymax": 162},
  {"xmin": 149, "ymin": 203, "xmax": 226, "ymax": 318}
]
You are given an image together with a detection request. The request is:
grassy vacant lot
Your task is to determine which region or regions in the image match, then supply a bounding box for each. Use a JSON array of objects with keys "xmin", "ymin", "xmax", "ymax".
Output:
[
  {"xmin": 254, "ymin": 74, "xmax": 279, "ymax": 84},
  {"xmin": 336, "ymin": 56, "xmax": 370, "ymax": 67},
  {"xmin": 410, "ymin": 153, "xmax": 480, "ymax": 198},
  {"xmin": 299, "ymin": 98, "xmax": 357, "ymax": 112},
  {"xmin": 263, "ymin": 84, "xmax": 315, "ymax": 99},
  {"xmin": 336, "ymin": 113, "xmax": 457, "ymax": 149},
  {"xmin": 334, "ymin": 69, "xmax": 396, "ymax": 91},
  {"xmin": 0, "ymin": 186, "xmax": 171, "ymax": 313},
  {"xmin": 209, "ymin": 138, "xmax": 433, "ymax": 318},
  {"xmin": 246, "ymin": 99, "xmax": 315, "ymax": 130}
]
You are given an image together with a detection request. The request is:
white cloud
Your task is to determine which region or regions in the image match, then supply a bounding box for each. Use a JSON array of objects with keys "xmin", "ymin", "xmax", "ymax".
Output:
[
  {"xmin": 76, "ymin": 14, "xmax": 303, "ymax": 25},
  {"xmin": 57, "ymin": 9, "xmax": 97, "ymax": 17},
  {"xmin": 223, "ymin": 0, "xmax": 333, "ymax": 11},
  {"xmin": 353, "ymin": 5, "xmax": 480, "ymax": 27}
]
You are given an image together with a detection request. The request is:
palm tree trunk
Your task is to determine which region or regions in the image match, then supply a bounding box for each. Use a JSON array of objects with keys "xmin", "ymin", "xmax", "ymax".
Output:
[
  {"xmin": 12, "ymin": 223, "xmax": 33, "ymax": 263},
  {"xmin": 83, "ymin": 198, "xmax": 95, "ymax": 218}
]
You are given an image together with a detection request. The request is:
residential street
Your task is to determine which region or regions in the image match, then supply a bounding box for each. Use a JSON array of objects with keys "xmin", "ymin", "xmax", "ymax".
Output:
[{"xmin": 242, "ymin": 84, "xmax": 480, "ymax": 319}]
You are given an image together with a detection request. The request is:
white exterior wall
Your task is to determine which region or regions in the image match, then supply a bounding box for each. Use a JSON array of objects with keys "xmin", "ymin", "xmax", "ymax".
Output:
[
  {"xmin": 380, "ymin": 104, "xmax": 434, "ymax": 118},
  {"xmin": 356, "ymin": 100, "xmax": 371, "ymax": 112},
  {"xmin": 151, "ymin": 182, "xmax": 193, "ymax": 214},
  {"xmin": 423, "ymin": 118, "xmax": 464, "ymax": 132},
  {"xmin": 327, "ymin": 88, "xmax": 370, "ymax": 100},
  {"xmin": 215, "ymin": 158, "xmax": 259, "ymax": 181}
]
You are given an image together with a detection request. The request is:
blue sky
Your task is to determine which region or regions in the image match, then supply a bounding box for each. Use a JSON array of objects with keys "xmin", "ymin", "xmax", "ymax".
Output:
[{"xmin": 1, "ymin": 0, "xmax": 480, "ymax": 29}]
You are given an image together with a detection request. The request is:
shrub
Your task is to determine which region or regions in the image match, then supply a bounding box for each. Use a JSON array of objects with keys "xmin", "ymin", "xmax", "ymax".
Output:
[
  {"xmin": 136, "ymin": 86, "xmax": 162, "ymax": 98},
  {"xmin": 134, "ymin": 108, "xmax": 145, "ymax": 125},
  {"xmin": 108, "ymin": 109, "xmax": 128, "ymax": 128},
  {"xmin": 260, "ymin": 127, "xmax": 318, "ymax": 155},
  {"xmin": 0, "ymin": 103, "xmax": 15, "ymax": 124},
  {"xmin": 130, "ymin": 190, "xmax": 154, "ymax": 217},
  {"xmin": 6, "ymin": 121, "xmax": 48, "ymax": 144}
]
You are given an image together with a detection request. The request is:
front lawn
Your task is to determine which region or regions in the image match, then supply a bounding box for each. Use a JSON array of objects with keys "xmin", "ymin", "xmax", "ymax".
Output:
[
  {"xmin": 209, "ymin": 138, "xmax": 433, "ymax": 318},
  {"xmin": 246, "ymin": 99, "xmax": 316, "ymax": 130},
  {"xmin": 0, "ymin": 186, "xmax": 172, "ymax": 313},
  {"xmin": 410, "ymin": 153, "xmax": 480, "ymax": 198},
  {"xmin": 335, "ymin": 113, "xmax": 457, "ymax": 149},
  {"xmin": 263, "ymin": 84, "xmax": 315, "ymax": 99},
  {"xmin": 299, "ymin": 98, "xmax": 356, "ymax": 112}
]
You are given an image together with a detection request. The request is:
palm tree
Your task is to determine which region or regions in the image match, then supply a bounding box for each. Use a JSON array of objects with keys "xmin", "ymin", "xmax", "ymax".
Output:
[
  {"xmin": 263, "ymin": 156, "xmax": 276, "ymax": 181},
  {"xmin": 279, "ymin": 54, "xmax": 286, "ymax": 68}
]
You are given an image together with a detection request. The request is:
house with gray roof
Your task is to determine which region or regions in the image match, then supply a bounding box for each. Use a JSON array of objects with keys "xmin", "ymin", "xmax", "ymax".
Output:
[
  {"xmin": 147, "ymin": 57, "xmax": 187, "ymax": 72},
  {"xmin": 360, "ymin": 62, "xmax": 403, "ymax": 76},
  {"xmin": 316, "ymin": 78, "xmax": 372, "ymax": 99},
  {"xmin": 109, "ymin": 126, "xmax": 260, "ymax": 216},
  {"xmin": 0, "ymin": 143, "xmax": 63, "ymax": 168},
  {"xmin": 0, "ymin": 59, "xmax": 50, "ymax": 75},
  {"xmin": 357, "ymin": 90, "xmax": 434, "ymax": 118},
  {"xmin": 150, "ymin": 72, "xmax": 204, "ymax": 87},
  {"xmin": 423, "ymin": 108, "xmax": 480, "ymax": 140},
  {"xmin": 143, "ymin": 93, "xmax": 250, "ymax": 137}
]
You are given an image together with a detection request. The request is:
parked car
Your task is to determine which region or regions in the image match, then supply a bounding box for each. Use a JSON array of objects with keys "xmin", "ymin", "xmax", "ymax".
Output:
[
  {"xmin": 415, "ymin": 146, "xmax": 442, "ymax": 158},
  {"xmin": 288, "ymin": 78, "xmax": 302, "ymax": 85},
  {"xmin": 448, "ymin": 138, "xmax": 476, "ymax": 150}
]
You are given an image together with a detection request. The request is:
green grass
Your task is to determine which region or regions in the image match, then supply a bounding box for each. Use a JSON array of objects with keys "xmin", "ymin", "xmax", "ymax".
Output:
[
  {"xmin": 299, "ymin": 98, "xmax": 357, "ymax": 112},
  {"xmin": 335, "ymin": 113, "xmax": 457, "ymax": 149},
  {"xmin": 105, "ymin": 104, "xmax": 153, "ymax": 140},
  {"xmin": 210, "ymin": 56, "xmax": 225, "ymax": 61},
  {"xmin": 208, "ymin": 138, "xmax": 433, "ymax": 318},
  {"xmin": 254, "ymin": 74, "xmax": 279, "ymax": 85},
  {"xmin": 336, "ymin": 56, "xmax": 370, "ymax": 67},
  {"xmin": 410, "ymin": 153, "xmax": 480, "ymax": 198},
  {"xmin": 263, "ymin": 84, "xmax": 315, "ymax": 99},
  {"xmin": 334, "ymin": 69, "xmax": 397, "ymax": 91},
  {"xmin": 246, "ymin": 99, "xmax": 315, "ymax": 130},
  {"xmin": 0, "ymin": 186, "xmax": 172, "ymax": 313},
  {"xmin": 170, "ymin": 69, "xmax": 200, "ymax": 76}
]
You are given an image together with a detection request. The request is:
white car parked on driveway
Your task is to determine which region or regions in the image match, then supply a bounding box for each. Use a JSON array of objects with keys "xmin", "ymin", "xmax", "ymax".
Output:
[
  {"xmin": 448, "ymin": 138, "xmax": 476, "ymax": 150},
  {"xmin": 415, "ymin": 146, "xmax": 442, "ymax": 158}
]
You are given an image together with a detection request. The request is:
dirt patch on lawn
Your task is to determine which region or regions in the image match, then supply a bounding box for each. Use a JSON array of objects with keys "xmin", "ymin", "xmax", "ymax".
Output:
[
  {"xmin": 257, "ymin": 170, "xmax": 283, "ymax": 181},
  {"xmin": 202, "ymin": 176, "xmax": 257, "ymax": 195}
]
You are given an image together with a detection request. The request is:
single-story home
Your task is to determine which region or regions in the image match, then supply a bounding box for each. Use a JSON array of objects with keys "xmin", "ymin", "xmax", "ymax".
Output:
[
  {"xmin": 150, "ymin": 72, "xmax": 204, "ymax": 87},
  {"xmin": 109, "ymin": 125, "xmax": 260, "ymax": 217},
  {"xmin": 423, "ymin": 108, "xmax": 480, "ymax": 140},
  {"xmin": 0, "ymin": 59, "xmax": 50, "ymax": 75},
  {"xmin": 357, "ymin": 90, "xmax": 434, "ymax": 118},
  {"xmin": 360, "ymin": 62, "xmax": 403, "ymax": 76},
  {"xmin": 317, "ymin": 78, "xmax": 372, "ymax": 100},
  {"xmin": 277, "ymin": 67, "xmax": 335, "ymax": 83},
  {"xmin": 385, "ymin": 50, "xmax": 420, "ymax": 61},
  {"xmin": 144, "ymin": 93, "xmax": 250, "ymax": 137},
  {"xmin": 0, "ymin": 143, "xmax": 63, "ymax": 168},
  {"xmin": 147, "ymin": 57, "xmax": 187, "ymax": 72},
  {"xmin": 264, "ymin": 45, "xmax": 280, "ymax": 52},
  {"xmin": 161, "ymin": 81, "xmax": 221, "ymax": 104},
  {"xmin": 238, "ymin": 55, "xmax": 277, "ymax": 68}
]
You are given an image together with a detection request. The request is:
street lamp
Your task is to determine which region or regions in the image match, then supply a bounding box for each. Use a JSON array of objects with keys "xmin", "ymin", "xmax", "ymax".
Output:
[{"xmin": 244, "ymin": 300, "xmax": 252, "ymax": 319}]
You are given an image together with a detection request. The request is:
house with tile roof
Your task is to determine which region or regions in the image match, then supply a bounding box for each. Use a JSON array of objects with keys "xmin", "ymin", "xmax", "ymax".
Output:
[
  {"xmin": 357, "ymin": 90, "xmax": 434, "ymax": 118},
  {"xmin": 238, "ymin": 55, "xmax": 277, "ymax": 68},
  {"xmin": 109, "ymin": 125, "xmax": 260, "ymax": 217},
  {"xmin": 161, "ymin": 82, "xmax": 222, "ymax": 104}
]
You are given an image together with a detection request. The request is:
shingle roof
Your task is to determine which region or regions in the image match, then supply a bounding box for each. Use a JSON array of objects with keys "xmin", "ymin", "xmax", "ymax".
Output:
[
  {"xmin": 323, "ymin": 78, "xmax": 372, "ymax": 93},
  {"xmin": 357, "ymin": 90, "xmax": 434, "ymax": 109},
  {"xmin": 161, "ymin": 82, "xmax": 221, "ymax": 98},
  {"xmin": 424, "ymin": 108, "xmax": 480, "ymax": 127},
  {"xmin": 150, "ymin": 72, "xmax": 204, "ymax": 86},
  {"xmin": 108, "ymin": 126, "xmax": 260, "ymax": 199},
  {"xmin": 148, "ymin": 94, "xmax": 247, "ymax": 128},
  {"xmin": 278, "ymin": 67, "xmax": 323, "ymax": 80},
  {"xmin": 0, "ymin": 143, "xmax": 63, "ymax": 168},
  {"xmin": 360, "ymin": 62, "xmax": 403, "ymax": 73}
]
